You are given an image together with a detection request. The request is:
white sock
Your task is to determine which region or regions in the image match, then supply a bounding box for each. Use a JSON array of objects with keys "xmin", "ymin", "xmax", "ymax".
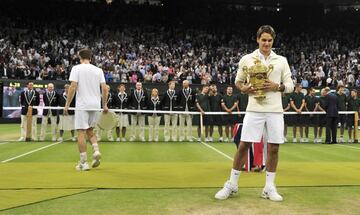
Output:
[
  {"xmin": 92, "ymin": 143, "xmax": 99, "ymax": 152},
  {"xmin": 265, "ymin": 171, "xmax": 276, "ymax": 187},
  {"xmin": 229, "ymin": 168, "xmax": 241, "ymax": 185},
  {"xmin": 80, "ymin": 152, "xmax": 87, "ymax": 163}
]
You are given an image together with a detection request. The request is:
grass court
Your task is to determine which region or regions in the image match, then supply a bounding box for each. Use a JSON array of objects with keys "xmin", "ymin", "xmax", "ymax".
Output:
[{"xmin": 0, "ymin": 124, "xmax": 360, "ymax": 215}]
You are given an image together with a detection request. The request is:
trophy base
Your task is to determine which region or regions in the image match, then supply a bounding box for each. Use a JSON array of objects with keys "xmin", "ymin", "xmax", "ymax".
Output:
[{"xmin": 254, "ymin": 95, "xmax": 266, "ymax": 100}]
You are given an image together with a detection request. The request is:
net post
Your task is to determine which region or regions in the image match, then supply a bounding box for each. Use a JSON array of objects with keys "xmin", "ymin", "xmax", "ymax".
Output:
[
  {"xmin": 200, "ymin": 113, "xmax": 204, "ymax": 140},
  {"xmin": 354, "ymin": 111, "xmax": 358, "ymax": 143},
  {"xmin": 26, "ymin": 106, "xmax": 33, "ymax": 142}
]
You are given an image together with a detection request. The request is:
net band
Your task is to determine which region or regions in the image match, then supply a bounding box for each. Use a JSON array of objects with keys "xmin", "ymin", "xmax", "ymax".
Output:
[{"xmin": 3, "ymin": 106, "xmax": 357, "ymax": 115}]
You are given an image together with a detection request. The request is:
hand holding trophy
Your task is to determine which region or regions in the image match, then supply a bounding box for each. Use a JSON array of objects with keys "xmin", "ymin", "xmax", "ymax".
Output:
[{"xmin": 242, "ymin": 58, "xmax": 274, "ymax": 101}]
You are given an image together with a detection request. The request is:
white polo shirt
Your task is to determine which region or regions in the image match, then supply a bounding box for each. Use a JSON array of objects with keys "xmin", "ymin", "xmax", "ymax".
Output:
[
  {"xmin": 235, "ymin": 49, "xmax": 294, "ymax": 113},
  {"xmin": 69, "ymin": 63, "xmax": 106, "ymax": 109}
]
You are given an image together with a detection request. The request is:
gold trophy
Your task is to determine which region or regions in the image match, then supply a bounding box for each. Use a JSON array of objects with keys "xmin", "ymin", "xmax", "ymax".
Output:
[{"xmin": 242, "ymin": 58, "xmax": 274, "ymax": 101}]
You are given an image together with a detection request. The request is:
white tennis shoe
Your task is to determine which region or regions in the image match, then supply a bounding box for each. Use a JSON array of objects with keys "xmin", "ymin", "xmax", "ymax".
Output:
[
  {"xmin": 214, "ymin": 181, "xmax": 238, "ymax": 200},
  {"xmin": 75, "ymin": 162, "xmax": 90, "ymax": 171},
  {"xmin": 91, "ymin": 151, "xmax": 101, "ymax": 168},
  {"xmin": 261, "ymin": 186, "xmax": 283, "ymax": 202}
]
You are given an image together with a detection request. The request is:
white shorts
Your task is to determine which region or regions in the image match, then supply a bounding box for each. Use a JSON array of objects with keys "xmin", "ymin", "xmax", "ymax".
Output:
[
  {"xmin": 59, "ymin": 115, "xmax": 75, "ymax": 131},
  {"xmin": 117, "ymin": 113, "xmax": 129, "ymax": 127},
  {"xmin": 75, "ymin": 110, "xmax": 98, "ymax": 130},
  {"xmin": 241, "ymin": 112, "xmax": 284, "ymax": 144}
]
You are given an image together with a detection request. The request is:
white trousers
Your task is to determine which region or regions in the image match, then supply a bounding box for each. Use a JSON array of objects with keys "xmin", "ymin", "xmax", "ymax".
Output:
[
  {"xmin": 179, "ymin": 114, "xmax": 193, "ymax": 141},
  {"xmin": 131, "ymin": 114, "xmax": 145, "ymax": 140},
  {"xmin": 164, "ymin": 114, "xmax": 178, "ymax": 141},
  {"xmin": 148, "ymin": 115, "xmax": 161, "ymax": 141},
  {"xmin": 20, "ymin": 115, "xmax": 38, "ymax": 140},
  {"xmin": 40, "ymin": 115, "xmax": 57, "ymax": 140}
]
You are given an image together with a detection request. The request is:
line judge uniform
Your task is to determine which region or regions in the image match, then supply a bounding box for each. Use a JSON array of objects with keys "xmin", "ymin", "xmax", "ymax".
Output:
[
  {"xmin": 40, "ymin": 90, "xmax": 60, "ymax": 141},
  {"xmin": 177, "ymin": 87, "xmax": 196, "ymax": 142},
  {"xmin": 20, "ymin": 89, "xmax": 40, "ymax": 141},
  {"xmin": 129, "ymin": 89, "xmax": 148, "ymax": 141},
  {"xmin": 148, "ymin": 96, "xmax": 162, "ymax": 142},
  {"xmin": 161, "ymin": 89, "xmax": 178, "ymax": 141}
]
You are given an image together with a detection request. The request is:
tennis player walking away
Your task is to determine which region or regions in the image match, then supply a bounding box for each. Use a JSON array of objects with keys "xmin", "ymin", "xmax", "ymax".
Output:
[
  {"xmin": 215, "ymin": 25, "xmax": 294, "ymax": 201},
  {"xmin": 64, "ymin": 48, "xmax": 108, "ymax": 171}
]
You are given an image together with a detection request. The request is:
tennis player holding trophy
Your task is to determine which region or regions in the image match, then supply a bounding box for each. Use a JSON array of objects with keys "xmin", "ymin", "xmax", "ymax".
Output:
[{"xmin": 215, "ymin": 25, "xmax": 294, "ymax": 201}]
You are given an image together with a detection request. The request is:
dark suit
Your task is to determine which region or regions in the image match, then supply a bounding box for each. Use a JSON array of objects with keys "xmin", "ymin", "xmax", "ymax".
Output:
[
  {"xmin": 20, "ymin": 90, "xmax": 40, "ymax": 115},
  {"xmin": 161, "ymin": 89, "xmax": 179, "ymax": 141},
  {"xmin": 20, "ymin": 89, "xmax": 40, "ymax": 140},
  {"xmin": 148, "ymin": 97, "xmax": 162, "ymax": 116},
  {"xmin": 113, "ymin": 92, "xmax": 129, "ymax": 112},
  {"xmin": 128, "ymin": 89, "xmax": 148, "ymax": 140},
  {"xmin": 176, "ymin": 87, "xmax": 196, "ymax": 141},
  {"xmin": 148, "ymin": 96, "xmax": 162, "ymax": 141},
  {"xmin": 58, "ymin": 93, "xmax": 75, "ymax": 115},
  {"xmin": 176, "ymin": 88, "xmax": 196, "ymax": 111},
  {"xmin": 128, "ymin": 89, "xmax": 148, "ymax": 114},
  {"xmin": 161, "ymin": 90, "xmax": 177, "ymax": 111},
  {"xmin": 42, "ymin": 91, "xmax": 60, "ymax": 116},
  {"xmin": 40, "ymin": 90, "xmax": 60, "ymax": 140},
  {"xmin": 106, "ymin": 92, "xmax": 115, "ymax": 109},
  {"xmin": 324, "ymin": 93, "xmax": 339, "ymax": 144}
]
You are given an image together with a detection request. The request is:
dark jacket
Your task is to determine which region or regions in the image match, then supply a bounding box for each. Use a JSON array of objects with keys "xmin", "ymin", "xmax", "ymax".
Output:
[
  {"xmin": 106, "ymin": 92, "xmax": 115, "ymax": 109},
  {"xmin": 325, "ymin": 93, "xmax": 339, "ymax": 117},
  {"xmin": 20, "ymin": 90, "xmax": 40, "ymax": 115},
  {"xmin": 42, "ymin": 91, "xmax": 60, "ymax": 116},
  {"xmin": 58, "ymin": 93, "xmax": 75, "ymax": 115},
  {"xmin": 113, "ymin": 92, "xmax": 129, "ymax": 113},
  {"xmin": 128, "ymin": 89, "xmax": 148, "ymax": 114},
  {"xmin": 161, "ymin": 89, "xmax": 178, "ymax": 111},
  {"xmin": 147, "ymin": 97, "xmax": 162, "ymax": 116},
  {"xmin": 176, "ymin": 88, "xmax": 196, "ymax": 111}
]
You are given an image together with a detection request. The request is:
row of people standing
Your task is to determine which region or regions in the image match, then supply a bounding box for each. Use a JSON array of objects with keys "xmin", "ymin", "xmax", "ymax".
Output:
[
  {"xmin": 283, "ymin": 83, "xmax": 360, "ymax": 144},
  {"xmin": 101, "ymin": 80, "xmax": 248, "ymax": 142},
  {"xmin": 19, "ymin": 81, "xmax": 76, "ymax": 141},
  {"xmin": 18, "ymin": 80, "xmax": 248, "ymax": 142},
  {"xmin": 19, "ymin": 80, "xmax": 359, "ymax": 143}
]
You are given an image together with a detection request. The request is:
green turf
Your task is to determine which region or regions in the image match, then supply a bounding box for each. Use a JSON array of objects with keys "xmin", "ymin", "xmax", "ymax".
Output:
[
  {"xmin": 0, "ymin": 124, "xmax": 360, "ymax": 214},
  {"xmin": 0, "ymin": 189, "xmax": 93, "ymax": 211},
  {"xmin": 1, "ymin": 187, "xmax": 360, "ymax": 215}
]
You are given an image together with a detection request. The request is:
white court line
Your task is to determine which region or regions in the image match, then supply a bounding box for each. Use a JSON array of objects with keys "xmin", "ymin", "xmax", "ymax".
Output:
[
  {"xmin": 0, "ymin": 142, "xmax": 9, "ymax": 145},
  {"xmin": 332, "ymin": 144, "xmax": 360, "ymax": 150},
  {"xmin": 194, "ymin": 138, "xmax": 234, "ymax": 161},
  {"xmin": 1, "ymin": 138, "xmax": 71, "ymax": 163},
  {"xmin": 0, "ymin": 131, "xmax": 56, "ymax": 143}
]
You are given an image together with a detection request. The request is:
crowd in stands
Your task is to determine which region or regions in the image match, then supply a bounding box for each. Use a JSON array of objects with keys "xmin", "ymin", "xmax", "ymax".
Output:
[{"xmin": 0, "ymin": 1, "xmax": 360, "ymax": 88}]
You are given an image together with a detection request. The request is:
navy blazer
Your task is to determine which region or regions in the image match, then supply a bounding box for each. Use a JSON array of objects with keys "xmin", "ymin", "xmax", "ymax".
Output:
[
  {"xmin": 161, "ymin": 89, "xmax": 178, "ymax": 111},
  {"xmin": 58, "ymin": 93, "xmax": 75, "ymax": 115},
  {"xmin": 176, "ymin": 88, "xmax": 196, "ymax": 111},
  {"xmin": 325, "ymin": 93, "xmax": 339, "ymax": 117},
  {"xmin": 42, "ymin": 91, "xmax": 60, "ymax": 116},
  {"xmin": 20, "ymin": 90, "xmax": 40, "ymax": 115},
  {"xmin": 113, "ymin": 92, "xmax": 129, "ymax": 113},
  {"xmin": 128, "ymin": 89, "xmax": 148, "ymax": 114}
]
